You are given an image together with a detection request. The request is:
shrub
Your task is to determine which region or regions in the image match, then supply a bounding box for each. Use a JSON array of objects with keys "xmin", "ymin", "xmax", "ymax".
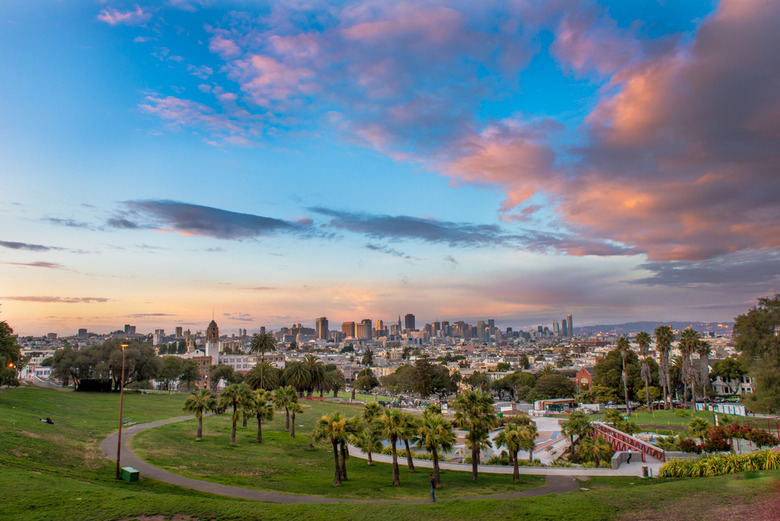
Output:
[{"xmin": 659, "ymin": 450, "xmax": 780, "ymax": 478}]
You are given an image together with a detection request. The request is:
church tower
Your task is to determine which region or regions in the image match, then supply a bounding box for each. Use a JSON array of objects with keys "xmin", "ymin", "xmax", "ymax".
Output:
[{"xmin": 205, "ymin": 319, "xmax": 219, "ymax": 363}]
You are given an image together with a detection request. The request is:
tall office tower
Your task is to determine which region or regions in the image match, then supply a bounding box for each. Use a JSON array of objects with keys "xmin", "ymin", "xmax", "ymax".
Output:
[
  {"xmin": 537, "ymin": 325, "xmax": 543, "ymax": 335},
  {"xmin": 342, "ymin": 321, "xmax": 356, "ymax": 338},
  {"xmin": 175, "ymin": 326, "xmax": 183, "ymax": 338},
  {"xmin": 78, "ymin": 328, "xmax": 88, "ymax": 339},
  {"xmin": 404, "ymin": 313, "xmax": 416, "ymax": 331},
  {"xmin": 488, "ymin": 318, "xmax": 495, "ymax": 337},
  {"xmin": 553, "ymin": 321, "xmax": 560, "ymax": 337},
  {"xmin": 362, "ymin": 319, "xmax": 372, "ymax": 339},
  {"xmin": 433, "ymin": 321, "xmax": 441, "ymax": 334},
  {"xmin": 477, "ymin": 321, "xmax": 486, "ymax": 341},
  {"xmin": 316, "ymin": 317, "xmax": 329, "ymax": 340},
  {"xmin": 398, "ymin": 315, "xmax": 402, "ymax": 330},
  {"xmin": 561, "ymin": 319, "xmax": 568, "ymax": 338},
  {"xmin": 375, "ymin": 319, "xmax": 384, "ymax": 332},
  {"xmin": 260, "ymin": 326, "xmax": 266, "ymax": 334},
  {"xmin": 567, "ymin": 314, "xmax": 573, "ymax": 338},
  {"xmin": 506, "ymin": 327, "xmax": 513, "ymax": 338},
  {"xmin": 441, "ymin": 321, "xmax": 450, "ymax": 337},
  {"xmin": 124, "ymin": 324, "xmax": 136, "ymax": 336}
]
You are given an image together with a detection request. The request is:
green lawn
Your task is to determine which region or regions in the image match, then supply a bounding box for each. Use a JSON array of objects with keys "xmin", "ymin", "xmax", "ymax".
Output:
[
  {"xmin": 2, "ymin": 387, "xmax": 778, "ymax": 521},
  {"xmin": 131, "ymin": 399, "xmax": 544, "ymax": 499}
]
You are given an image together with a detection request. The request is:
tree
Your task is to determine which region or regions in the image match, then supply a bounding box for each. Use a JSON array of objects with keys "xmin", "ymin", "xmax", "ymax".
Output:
[
  {"xmin": 274, "ymin": 385, "xmax": 297, "ymax": 431},
  {"xmin": 249, "ymin": 332, "xmax": 277, "ymax": 388},
  {"xmin": 326, "ymin": 366, "xmax": 345, "ymax": 397},
  {"xmin": 311, "ymin": 412, "xmax": 348, "ymax": 486},
  {"xmin": 579, "ymin": 434, "xmax": 613, "ymax": 466},
  {"xmin": 453, "ymin": 389, "xmax": 496, "ymax": 481},
  {"xmin": 697, "ymin": 339, "xmax": 712, "ymax": 397},
  {"xmin": 219, "ymin": 383, "xmax": 252, "ymax": 445},
  {"xmin": 282, "ymin": 361, "xmax": 311, "ymax": 396},
  {"xmin": 289, "ymin": 402, "xmax": 304, "ymax": 439},
  {"xmin": 636, "ymin": 330, "xmax": 653, "ymax": 414},
  {"xmin": 159, "ymin": 355, "xmax": 184, "ymax": 393},
  {"xmin": 496, "ymin": 362, "xmax": 511, "ymax": 372},
  {"xmin": 250, "ymin": 389, "xmax": 274, "ymax": 443},
  {"xmin": 688, "ymin": 417, "xmax": 711, "ymax": 439},
  {"xmin": 617, "ymin": 337, "xmax": 631, "ymax": 416},
  {"xmin": 180, "ymin": 359, "xmax": 201, "ymax": 390},
  {"xmin": 520, "ymin": 422, "xmax": 538, "ymax": 464},
  {"xmin": 412, "ymin": 355, "xmax": 436, "ymax": 398},
  {"xmin": 529, "ymin": 373, "xmax": 577, "ymax": 400},
  {"xmin": 495, "ymin": 424, "xmax": 523, "ymax": 482},
  {"xmin": 399, "ymin": 411, "xmax": 420, "ymax": 472},
  {"xmin": 464, "ymin": 371, "xmax": 490, "ymax": 392},
  {"xmin": 354, "ymin": 373, "xmax": 379, "ymax": 392},
  {"xmin": 380, "ymin": 408, "xmax": 405, "ymax": 485},
  {"xmin": 710, "ymin": 357, "xmax": 746, "ymax": 394},
  {"xmin": 519, "ymin": 354, "xmax": 531, "ymax": 370},
  {"xmin": 208, "ymin": 364, "xmax": 235, "ymax": 392},
  {"xmin": 733, "ymin": 295, "xmax": 780, "ymax": 414},
  {"xmin": 561, "ymin": 410, "xmax": 591, "ymax": 454},
  {"xmin": 654, "ymin": 325, "xmax": 674, "ymax": 409},
  {"xmin": 245, "ymin": 362, "xmax": 281, "ymax": 391},
  {"xmin": 0, "ymin": 322, "xmax": 21, "ymax": 387},
  {"xmin": 361, "ymin": 349, "xmax": 374, "ymax": 367},
  {"xmin": 679, "ymin": 329, "xmax": 701, "ymax": 410},
  {"xmin": 303, "ymin": 354, "xmax": 325, "ymax": 397},
  {"xmin": 183, "ymin": 389, "xmax": 215, "ymax": 441},
  {"xmin": 417, "ymin": 411, "xmax": 455, "ymax": 485},
  {"xmin": 353, "ymin": 403, "xmax": 383, "ymax": 465}
]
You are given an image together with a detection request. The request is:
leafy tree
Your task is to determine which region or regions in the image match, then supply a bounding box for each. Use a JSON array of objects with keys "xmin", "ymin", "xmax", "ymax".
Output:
[
  {"xmin": 520, "ymin": 422, "xmax": 538, "ymax": 463},
  {"xmin": 311, "ymin": 412, "xmax": 348, "ymax": 486},
  {"xmin": 380, "ymin": 408, "xmax": 405, "ymax": 485},
  {"xmin": 208, "ymin": 364, "xmax": 235, "ymax": 392},
  {"xmin": 249, "ymin": 332, "xmax": 276, "ymax": 388},
  {"xmin": 0, "ymin": 322, "xmax": 22, "ymax": 387},
  {"xmin": 273, "ymin": 385, "xmax": 297, "ymax": 431},
  {"xmin": 592, "ymin": 348, "xmax": 645, "ymax": 404},
  {"xmin": 159, "ymin": 355, "xmax": 184, "ymax": 393},
  {"xmin": 733, "ymin": 295, "xmax": 780, "ymax": 413},
  {"xmin": 529, "ymin": 373, "xmax": 577, "ymax": 400},
  {"xmin": 518, "ymin": 354, "xmax": 531, "ymax": 370},
  {"xmin": 655, "ymin": 325, "xmax": 674, "ymax": 409},
  {"xmin": 710, "ymin": 357, "xmax": 746, "ymax": 394},
  {"xmin": 183, "ymin": 389, "xmax": 215, "ymax": 441},
  {"xmin": 326, "ymin": 365, "xmax": 345, "ymax": 397},
  {"xmin": 354, "ymin": 373, "xmax": 379, "ymax": 392},
  {"xmin": 417, "ymin": 411, "xmax": 455, "ymax": 485},
  {"xmin": 219, "ymin": 383, "xmax": 252, "ymax": 445},
  {"xmin": 412, "ymin": 355, "xmax": 435, "ymax": 397},
  {"xmin": 180, "ymin": 359, "xmax": 201, "ymax": 390},
  {"xmin": 464, "ymin": 371, "xmax": 489, "ymax": 392},
  {"xmin": 496, "ymin": 362, "xmax": 511, "ymax": 372},
  {"xmin": 361, "ymin": 349, "xmax": 374, "ymax": 366},
  {"xmin": 453, "ymin": 389, "xmax": 496, "ymax": 481}
]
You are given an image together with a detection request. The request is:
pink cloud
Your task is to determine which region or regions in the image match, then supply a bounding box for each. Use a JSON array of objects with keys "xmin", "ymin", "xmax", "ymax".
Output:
[
  {"xmin": 97, "ymin": 6, "xmax": 151, "ymax": 26},
  {"xmin": 228, "ymin": 55, "xmax": 315, "ymax": 107},
  {"xmin": 209, "ymin": 35, "xmax": 241, "ymax": 58}
]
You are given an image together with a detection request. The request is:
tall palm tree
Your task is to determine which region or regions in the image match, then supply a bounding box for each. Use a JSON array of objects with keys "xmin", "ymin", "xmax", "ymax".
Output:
[
  {"xmin": 250, "ymin": 389, "xmax": 274, "ymax": 443},
  {"xmin": 495, "ymin": 424, "xmax": 523, "ymax": 482},
  {"xmin": 399, "ymin": 411, "xmax": 420, "ymax": 472},
  {"xmin": 311, "ymin": 412, "xmax": 347, "ymax": 486},
  {"xmin": 521, "ymin": 422, "xmax": 538, "ymax": 463},
  {"xmin": 183, "ymin": 388, "xmax": 215, "ymax": 441},
  {"xmin": 680, "ymin": 328, "xmax": 701, "ymax": 410},
  {"xmin": 289, "ymin": 401, "xmax": 304, "ymax": 439},
  {"xmin": 219, "ymin": 383, "xmax": 252, "ymax": 446},
  {"xmin": 362, "ymin": 402, "xmax": 382, "ymax": 424},
  {"xmin": 697, "ymin": 339, "xmax": 712, "ymax": 398},
  {"xmin": 249, "ymin": 332, "xmax": 277, "ymax": 389},
  {"xmin": 561, "ymin": 410, "xmax": 591, "ymax": 454},
  {"xmin": 617, "ymin": 336, "xmax": 631, "ymax": 417},
  {"xmin": 380, "ymin": 408, "xmax": 405, "ymax": 485},
  {"xmin": 453, "ymin": 389, "xmax": 497, "ymax": 482},
  {"xmin": 339, "ymin": 415, "xmax": 362, "ymax": 481},
  {"xmin": 654, "ymin": 325, "xmax": 673, "ymax": 409},
  {"xmin": 417, "ymin": 411, "xmax": 455, "ymax": 485},
  {"xmin": 635, "ymin": 331, "xmax": 653, "ymax": 415},
  {"xmin": 303, "ymin": 354, "xmax": 325, "ymax": 397},
  {"xmin": 351, "ymin": 423, "xmax": 383, "ymax": 465},
  {"xmin": 274, "ymin": 385, "xmax": 297, "ymax": 431}
]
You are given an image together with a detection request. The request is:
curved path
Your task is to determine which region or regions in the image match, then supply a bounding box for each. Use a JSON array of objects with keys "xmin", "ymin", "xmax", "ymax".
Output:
[{"xmin": 100, "ymin": 415, "xmax": 579, "ymax": 504}]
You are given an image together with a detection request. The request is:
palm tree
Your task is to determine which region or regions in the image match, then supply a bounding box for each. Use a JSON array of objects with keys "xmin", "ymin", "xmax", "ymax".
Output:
[
  {"xmin": 303, "ymin": 354, "xmax": 325, "ymax": 397},
  {"xmin": 250, "ymin": 389, "xmax": 274, "ymax": 443},
  {"xmin": 274, "ymin": 385, "xmax": 297, "ymax": 431},
  {"xmin": 219, "ymin": 383, "xmax": 252, "ymax": 446},
  {"xmin": 245, "ymin": 362, "xmax": 279, "ymax": 391},
  {"xmin": 521, "ymin": 422, "xmax": 538, "ymax": 463},
  {"xmin": 249, "ymin": 332, "xmax": 276, "ymax": 389},
  {"xmin": 453, "ymin": 389, "xmax": 497, "ymax": 482},
  {"xmin": 417, "ymin": 412, "xmax": 455, "ymax": 485},
  {"xmin": 680, "ymin": 329, "xmax": 701, "ymax": 410},
  {"xmin": 362, "ymin": 402, "xmax": 382, "ymax": 424},
  {"xmin": 380, "ymin": 408, "xmax": 405, "ymax": 485},
  {"xmin": 495, "ymin": 424, "xmax": 523, "ymax": 482},
  {"xmin": 282, "ymin": 361, "xmax": 311, "ymax": 397},
  {"xmin": 697, "ymin": 339, "xmax": 712, "ymax": 398},
  {"xmin": 399, "ymin": 411, "xmax": 420, "ymax": 472},
  {"xmin": 339, "ymin": 415, "xmax": 362, "ymax": 481},
  {"xmin": 654, "ymin": 325, "xmax": 673, "ymax": 409},
  {"xmin": 617, "ymin": 336, "xmax": 631, "ymax": 416},
  {"xmin": 351, "ymin": 423, "xmax": 383, "ymax": 465},
  {"xmin": 311, "ymin": 412, "xmax": 348, "ymax": 486},
  {"xmin": 561, "ymin": 410, "xmax": 590, "ymax": 454},
  {"xmin": 289, "ymin": 401, "xmax": 304, "ymax": 439},
  {"xmin": 635, "ymin": 331, "xmax": 653, "ymax": 415},
  {"xmin": 579, "ymin": 434, "xmax": 613, "ymax": 466},
  {"xmin": 182, "ymin": 388, "xmax": 215, "ymax": 441}
]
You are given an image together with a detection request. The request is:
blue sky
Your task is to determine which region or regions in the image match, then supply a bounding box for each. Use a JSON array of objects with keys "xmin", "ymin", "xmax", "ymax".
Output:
[{"xmin": 2, "ymin": 0, "xmax": 778, "ymax": 336}]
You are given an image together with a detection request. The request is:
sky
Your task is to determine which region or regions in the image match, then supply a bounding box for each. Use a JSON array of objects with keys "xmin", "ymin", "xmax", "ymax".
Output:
[{"xmin": 2, "ymin": 0, "xmax": 779, "ymax": 336}]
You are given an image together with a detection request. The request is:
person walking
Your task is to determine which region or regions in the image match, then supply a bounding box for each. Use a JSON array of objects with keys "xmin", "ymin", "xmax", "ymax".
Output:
[{"xmin": 429, "ymin": 473, "xmax": 436, "ymax": 502}]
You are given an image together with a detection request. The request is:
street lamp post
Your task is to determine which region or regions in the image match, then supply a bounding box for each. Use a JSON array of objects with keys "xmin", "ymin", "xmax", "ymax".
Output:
[{"xmin": 115, "ymin": 343, "xmax": 128, "ymax": 479}]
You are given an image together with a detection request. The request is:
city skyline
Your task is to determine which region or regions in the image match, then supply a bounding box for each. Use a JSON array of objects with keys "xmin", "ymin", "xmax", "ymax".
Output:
[{"xmin": 2, "ymin": 0, "xmax": 780, "ymax": 336}]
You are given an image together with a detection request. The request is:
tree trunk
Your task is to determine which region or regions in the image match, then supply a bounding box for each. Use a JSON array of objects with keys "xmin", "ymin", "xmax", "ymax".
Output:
[
  {"xmin": 391, "ymin": 439, "xmax": 400, "ymax": 485},
  {"xmin": 664, "ymin": 357, "xmax": 672, "ymax": 410},
  {"xmin": 332, "ymin": 441, "xmax": 342, "ymax": 486},
  {"xmin": 243, "ymin": 415, "xmax": 248, "ymax": 428},
  {"xmin": 285, "ymin": 409, "xmax": 290, "ymax": 431},
  {"xmin": 256, "ymin": 414, "xmax": 263, "ymax": 443},
  {"xmin": 404, "ymin": 439, "xmax": 415, "ymax": 472},
  {"xmin": 432, "ymin": 449, "xmax": 440, "ymax": 485},
  {"xmin": 367, "ymin": 450, "xmax": 373, "ymax": 465},
  {"xmin": 351, "ymin": 388, "xmax": 356, "ymax": 400},
  {"xmin": 291, "ymin": 411, "xmax": 296, "ymax": 439},
  {"xmin": 512, "ymin": 450, "xmax": 519, "ymax": 482},
  {"xmin": 339, "ymin": 441, "xmax": 348, "ymax": 480},
  {"xmin": 230, "ymin": 409, "xmax": 237, "ymax": 446},
  {"xmin": 333, "ymin": 388, "xmax": 338, "ymax": 398},
  {"xmin": 471, "ymin": 445, "xmax": 479, "ymax": 481},
  {"xmin": 196, "ymin": 415, "xmax": 203, "ymax": 441}
]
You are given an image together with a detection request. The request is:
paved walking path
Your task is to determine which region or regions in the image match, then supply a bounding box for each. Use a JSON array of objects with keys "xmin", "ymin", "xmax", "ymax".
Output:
[{"xmin": 100, "ymin": 415, "xmax": 580, "ymax": 503}]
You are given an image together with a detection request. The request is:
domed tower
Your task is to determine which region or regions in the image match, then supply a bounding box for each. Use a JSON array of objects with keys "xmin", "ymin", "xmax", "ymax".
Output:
[{"xmin": 205, "ymin": 319, "xmax": 219, "ymax": 363}]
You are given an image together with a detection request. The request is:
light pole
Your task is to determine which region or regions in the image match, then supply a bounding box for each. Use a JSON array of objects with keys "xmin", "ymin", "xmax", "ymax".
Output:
[{"xmin": 115, "ymin": 343, "xmax": 128, "ymax": 479}]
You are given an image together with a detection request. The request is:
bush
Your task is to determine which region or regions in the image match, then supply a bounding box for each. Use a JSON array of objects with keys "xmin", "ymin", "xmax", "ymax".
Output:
[
  {"xmin": 659, "ymin": 450, "xmax": 780, "ymax": 478},
  {"xmin": 674, "ymin": 409, "xmax": 691, "ymax": 418}
]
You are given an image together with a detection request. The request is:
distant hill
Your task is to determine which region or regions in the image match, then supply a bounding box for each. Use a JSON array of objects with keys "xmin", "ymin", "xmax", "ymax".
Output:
[{"xmin": 576, "ymin": 321, "xmax": 733, "ymax": 336}]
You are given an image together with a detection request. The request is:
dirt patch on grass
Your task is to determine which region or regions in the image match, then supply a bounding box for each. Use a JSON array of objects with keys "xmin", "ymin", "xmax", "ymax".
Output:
[
  {"xmin": 19, "ymin": 430, "xmax": 42, "ymax": 438},
  {"xmin": 117, "ymin": 515, "xmax": 198, "ymax": 521},
  {"xmin": 617, "ymin": 484, "xmax": 780, "ymax": 521}
]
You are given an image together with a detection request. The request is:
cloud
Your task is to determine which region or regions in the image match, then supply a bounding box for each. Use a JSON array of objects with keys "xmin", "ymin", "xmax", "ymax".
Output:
[
  {"xmin": 223, "ymin": 312, "xmax": 254, "ymax": 322},
  {"xmin": 43, "ymin": 217, "xmax": 93, "ymax": 229},
  {"xmin": 365, "ymin": 243, "xmax": 415, "ymax": 260},
  {"xmin": 128, "ymin": 313, "xmax": 176, "ymax": 317},
  {"xmin": 97, "ymin": 6, "xmax": 151, "ymax": 26},
  {"xmin": 3, "ymin": 261, "xmax": 66, "ymax": 270},
  {"xmin": 0, "ymin": 240, "xmax": 60, "ymax": 252},
  {"xmin": 111, "ymin": 200, "xmax": 311, "ymax": 240},
  {"xmin": 2, "ymin": 296, "xmax": 109, "ymax": 303}
]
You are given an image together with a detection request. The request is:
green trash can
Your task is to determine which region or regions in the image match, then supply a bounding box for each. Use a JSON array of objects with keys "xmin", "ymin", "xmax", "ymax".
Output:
[{"xmin": 120, "ymin": 466, "xmax": 140, "ymax": 482}]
